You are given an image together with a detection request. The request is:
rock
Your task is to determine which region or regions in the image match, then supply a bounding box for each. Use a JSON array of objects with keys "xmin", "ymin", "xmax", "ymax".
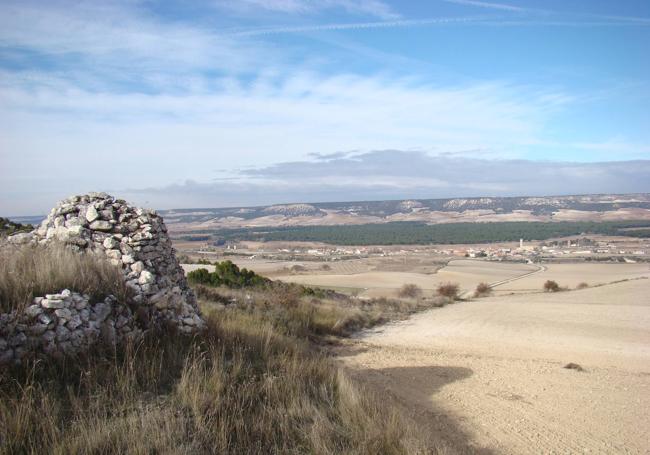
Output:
[
  {"xmin": 103, "ymin": 237, "xmax": 119, "ymax": 249},
  {"xmin": 29, "ymin": 323, "xmax": 50, "ymax": 336},
  {"xmin": 38, "ymin": 313, "xmax": 53, "ymax": 325},
  {"xmin": 89, "ymin": 220, "xmax": 112, "ymax": 231},
  {"xmin": 93, "ymin": 303, "xmax": 112, "ymax": 322},
  {"xmin": 1, "ymin": 192, "xmax": 205, "ymax": 364},
  {"xmin": 56, "ymin": 325, "xmax": 71, "ymax": 342},
  {"xmin": 86, "ymin": 205, "xmax": 100, "ymax": 222},
  {"xmin": 106, "ymin": 249, "xmax": 122, "ymax": 260},
  {"xmin": 24, "ymin": 305, "xmax": 43, "ymax": 318},
  {"xmin": 55, "ymin": 308, "xmax": 72, "ymax": 321},
  {"xmin": 41, "ymin": 299, "xmax": 65, "ymax": 309},
  {"xmin": 138, "ymin": 270, "xmax": 155, "ymax": 285},
  {"xmin": 67, "ymin": 315, "xmax": 83, "ymax": 331}
]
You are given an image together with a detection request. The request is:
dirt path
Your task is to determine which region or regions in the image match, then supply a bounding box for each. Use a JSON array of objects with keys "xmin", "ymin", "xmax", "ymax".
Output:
[
  {"xmin": 458, "ymin": 264, "xmax": 546, "ymax": 298},
  {"xmin": 338, "ymin": 279, "xmax": 650, "ymax": 454}
]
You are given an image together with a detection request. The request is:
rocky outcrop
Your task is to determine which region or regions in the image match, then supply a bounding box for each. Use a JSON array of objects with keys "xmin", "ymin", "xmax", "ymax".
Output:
[{"xmin": 1, "ymin": 193, "xmax": 204, "ymax": 365}]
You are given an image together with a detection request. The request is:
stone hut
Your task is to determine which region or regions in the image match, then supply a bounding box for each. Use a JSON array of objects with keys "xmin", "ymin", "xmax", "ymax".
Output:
[{"xmin": 0, "ymin": 193, "xmax": 204, "ymax": 364}]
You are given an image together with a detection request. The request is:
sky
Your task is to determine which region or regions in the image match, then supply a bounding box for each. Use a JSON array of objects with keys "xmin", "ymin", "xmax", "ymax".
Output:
[{"xmin": 1, "ymin": 0, "xmax": 649, "ymax": 215}]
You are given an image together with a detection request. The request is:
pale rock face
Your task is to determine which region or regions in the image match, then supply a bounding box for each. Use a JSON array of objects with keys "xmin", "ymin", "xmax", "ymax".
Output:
[
  {"xmin": 86, "ymin": 205, "xmax": 100, "ymax": 223},
  {"xmin": 1, "ymin": 193, "xmax": 204, "ymax": 365}
]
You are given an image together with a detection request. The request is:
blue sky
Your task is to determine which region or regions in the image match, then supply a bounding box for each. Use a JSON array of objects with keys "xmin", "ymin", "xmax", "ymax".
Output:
[{"xmin": 1, "ymin": 0, "xmax": 649, "ymax": 214}]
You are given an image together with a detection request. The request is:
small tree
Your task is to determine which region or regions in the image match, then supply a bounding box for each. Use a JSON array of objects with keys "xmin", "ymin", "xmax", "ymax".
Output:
[
  {"xmin": 398, "ymin": 283, "xmax": 422, "ymax": 298},
  {"xmin": 437, "ymin": 282, "xmax": 460, "ymax": 300},
  {"xmin": 543, "ymin": 280, "xmax": 560, "ymax": 292},
  {"xmin": 474, "ymin": 282, "xmax": 492, "ymax": 298}
]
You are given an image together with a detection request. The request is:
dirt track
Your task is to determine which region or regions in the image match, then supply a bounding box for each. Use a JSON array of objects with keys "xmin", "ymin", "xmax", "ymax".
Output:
[{"xmin": 338, "ymin": 279, "xmax": 650, "ymax": 454}]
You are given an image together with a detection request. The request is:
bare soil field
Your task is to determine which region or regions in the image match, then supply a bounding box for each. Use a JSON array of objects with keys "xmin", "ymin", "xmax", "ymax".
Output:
[
  {"xmin": 495, "ymin": 262, "xmax": 650, "ymax": 294},
  {"xmin": 275, "ymin": 260, "xmax": 537, "ymax": 298},
  {"xmin": 338, "ymin": 279, "xmax": 650, "ymax": 454}
]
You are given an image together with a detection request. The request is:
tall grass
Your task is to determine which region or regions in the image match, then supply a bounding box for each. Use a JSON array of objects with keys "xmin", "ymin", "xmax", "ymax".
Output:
[
  {"xmin": 0, "ymin": 242, "xmax": 130, "ymax": 313},
  {"xmin": 194, "ymin": 284, "xmax": 445, "ymax": 339},
  {"xmin": 0, "ymin": 309, "xmax": 427, "ymax": 454}
]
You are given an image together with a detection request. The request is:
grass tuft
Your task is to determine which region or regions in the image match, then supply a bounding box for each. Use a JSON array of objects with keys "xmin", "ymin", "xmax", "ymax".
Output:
[{"xmin": 0, "ymin": 242, "xmax": 131, "ymax": 313}]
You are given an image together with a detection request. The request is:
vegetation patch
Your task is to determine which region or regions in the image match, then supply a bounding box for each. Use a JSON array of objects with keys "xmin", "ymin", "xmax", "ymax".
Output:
[
  {"xmin": 0, "ymin": 242, "xmax": 130, "ymax": 314},
  {"xmin": 0, "ymin": 310, "xmax": 425, "ymax": 454},
  {"xmin": 0, "ymin": 217, "xmax": 33, "ymax": 237},
  {"xmin": 176, "ymin": 220, "xmax": 650, "ymax": 245},
  {"xmin": 437, "ymin": 282, "xmax": 460, "ymax": 300},
  {"xmin": 473, "ymin": 282, "xmax": 492, "ymax": 298}
]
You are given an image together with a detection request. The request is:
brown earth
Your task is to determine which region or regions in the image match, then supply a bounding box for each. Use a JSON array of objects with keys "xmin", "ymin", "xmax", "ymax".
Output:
[{"xmin": 338, "ymin": 279, "xmax": 650, "ymax": 454}]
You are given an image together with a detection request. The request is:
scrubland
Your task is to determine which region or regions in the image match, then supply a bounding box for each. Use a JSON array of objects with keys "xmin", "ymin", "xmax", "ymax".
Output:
[{"xmin": 1, "ymin": 247, "xmax": 442, "ymax": 455}]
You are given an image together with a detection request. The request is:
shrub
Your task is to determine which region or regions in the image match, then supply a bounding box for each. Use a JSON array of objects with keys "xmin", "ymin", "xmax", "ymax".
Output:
[
  {"xmin": 0, "ymin": 242, "xmax": 131, "ymax": 313},
  {"xmin": 0, "ymin": 217, "xmax": 33, "ymax": 236},
  {"xmin": 473, "ymin": 282, "xmax": 492, "ymax": 298},
  {"xmin": 543, "ymin": 280, "xmax": 560, "ymax": 292},
  {"xmin": 187, "ymin": 261, "xmax": 269, "ymax": 288},
  {"xmin": 576, "ymin": 282, "xmax": 589, "ymax": 290},
  {"xmin": 398, "ymin": 283, "xmax": 422, "ymax": 299},
  {"xmin": 437, "ymin": 282, "xmax": 460, "ymax": 299}
]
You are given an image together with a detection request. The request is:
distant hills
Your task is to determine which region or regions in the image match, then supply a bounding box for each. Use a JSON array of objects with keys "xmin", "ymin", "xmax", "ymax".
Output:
[{"xmin": 160, "ymin": 193, "xmax": 650, "ymax": 230}]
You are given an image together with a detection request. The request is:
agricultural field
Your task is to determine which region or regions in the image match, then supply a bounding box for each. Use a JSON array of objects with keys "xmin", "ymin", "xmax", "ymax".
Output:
[{"xmin": 339, "ymin": 278, "xmax": 650, "ymax": 454}]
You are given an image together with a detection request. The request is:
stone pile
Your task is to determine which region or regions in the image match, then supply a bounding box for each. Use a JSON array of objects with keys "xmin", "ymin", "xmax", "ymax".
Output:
[{"xmin": 1, "ymin": 192, "xmax": 204, "ymax": 364}]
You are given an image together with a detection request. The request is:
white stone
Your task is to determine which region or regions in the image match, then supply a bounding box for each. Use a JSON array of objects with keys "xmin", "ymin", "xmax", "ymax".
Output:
[
  {"xmin": 41, "ymin": 299, "xmax": 65, "ymax": 309},
  {"xmin": 131, "ymin": 261, "xmax": 145, "ymax": 274},
  {"xmin": 103, "ymin": 237, "xmax": 119, "ymax": 249},
  {"xmin": 89, "ymin": 220, "xmax": 112, "ymax": 231},
  {"xmin": 86, "ymin": 205, "xmax": 99, "ymax": 222},
  {"xmin": 138, "ymin": 270, "xmax": 155, "ymax": 285},
  {"xmin": 121, "ymin": 254, "xmax": 135, "ymax": 264}
]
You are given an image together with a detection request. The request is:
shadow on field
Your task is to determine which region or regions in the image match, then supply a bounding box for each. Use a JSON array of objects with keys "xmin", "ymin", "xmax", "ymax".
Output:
[{"xmin": 347, "ymin": 365, "xmax": 496, "ymax": 455}]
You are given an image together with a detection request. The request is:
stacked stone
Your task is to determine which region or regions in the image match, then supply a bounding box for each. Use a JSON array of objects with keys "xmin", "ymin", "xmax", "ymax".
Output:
[
  {"xmin": 0, "ymin": 193, "xmax": 204, "ymax": 365},
  {"xmin": 0, "ymin": 290, "xmax": 137, "ymax": 364}
]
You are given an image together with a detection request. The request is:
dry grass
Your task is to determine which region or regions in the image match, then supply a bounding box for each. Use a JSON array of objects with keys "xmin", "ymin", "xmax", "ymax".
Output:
[
  {"xmin": 0, "ymin": 308, "xmax": 428, "ymax": 454},
  {"xmin": 436, "ymin": 282, "xmax": 460, "ymax": 300},
  {"xmin": 543, "ymin": 280, "xmax": 561, "ymax": 292},
  {"xmin": 398, "ymin": 283, "xmax": 422, "ymax": 299},
  {"xmin": 473, "ymin": 282, "xmax": 492, "ymax": 298},
  {"xmin": 0, "ymin": 245, "xmax": 441, "ymax": 454},
  {"xmin": 0, "ymin": 242, "xmax": 131, "ymax": 313},
  {"xmin": 194, "ymin": 284, "xmax": 445, "ymax": 339}
]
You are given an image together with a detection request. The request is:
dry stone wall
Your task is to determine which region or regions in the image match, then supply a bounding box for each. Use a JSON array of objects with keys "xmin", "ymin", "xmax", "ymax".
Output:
[{"xmin": 1, "ymin": 193, "xmax": 204, "ymax": 365}]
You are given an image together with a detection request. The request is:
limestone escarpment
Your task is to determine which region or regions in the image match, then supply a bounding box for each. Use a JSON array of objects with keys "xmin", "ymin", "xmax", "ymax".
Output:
[{"xmin": 0, "ymin": 193, "xmax": 204, "ymax": 364}]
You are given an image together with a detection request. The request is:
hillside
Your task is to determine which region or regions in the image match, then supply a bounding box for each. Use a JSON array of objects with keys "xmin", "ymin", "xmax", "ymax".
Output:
[{"xmin": 161, "ymin": 193, "xmax": 650, "ymax": 230}]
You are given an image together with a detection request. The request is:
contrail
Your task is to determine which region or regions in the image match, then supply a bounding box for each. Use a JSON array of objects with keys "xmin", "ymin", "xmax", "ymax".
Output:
[
  {"xmin": 227, "ymin": 15, "xmax": 493, "ymax": 37},
  {"xmin": 226, "ymin": 12, "xmax": 649, "ymax": 38}
]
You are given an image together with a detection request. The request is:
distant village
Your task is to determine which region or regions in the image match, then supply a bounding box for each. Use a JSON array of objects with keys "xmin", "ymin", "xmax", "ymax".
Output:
[{"xmin": 197, "ymin": 235, "xmax": 650, "ymax": 264}]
